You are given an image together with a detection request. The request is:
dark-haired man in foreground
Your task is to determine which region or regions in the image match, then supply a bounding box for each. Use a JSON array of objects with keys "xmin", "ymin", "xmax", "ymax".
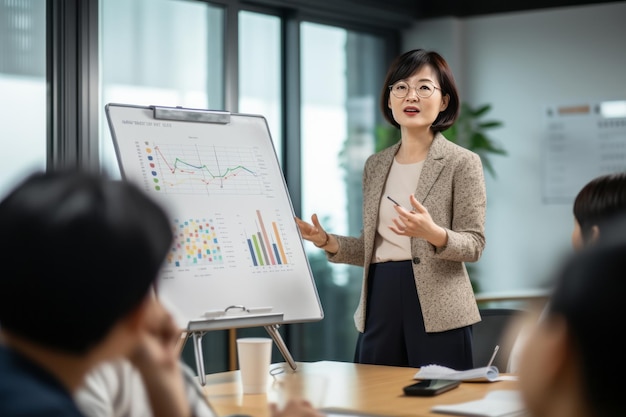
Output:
[{"xmin": 0, "ymin": 170, "xmax": 323, "ymax": 417}]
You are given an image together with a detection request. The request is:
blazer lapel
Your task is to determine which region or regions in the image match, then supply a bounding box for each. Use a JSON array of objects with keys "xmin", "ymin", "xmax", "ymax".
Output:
[
  {"xmin": 370, "ymin": 143, "xmax": 399, "ymax": 202},
  {"xmin": 415, "ymin": 133, "xmax": 446, "ymax": 202},
  {"xmin": 363, "ymin": 143, "xmax": 399, "ymax": 254}
]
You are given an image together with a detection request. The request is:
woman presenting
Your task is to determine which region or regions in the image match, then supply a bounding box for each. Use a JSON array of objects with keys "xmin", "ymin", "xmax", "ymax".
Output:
[{"xmin": 296, "ymin": 49, "xmax": 486, "ymax": 370}]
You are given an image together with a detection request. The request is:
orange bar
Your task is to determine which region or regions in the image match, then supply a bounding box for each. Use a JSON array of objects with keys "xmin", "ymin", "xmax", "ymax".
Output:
[
  {"xmin": 557, "ymin": 105, "xmax": 590, "ymax": 115},
  {"xmin": 256, "ymin": 210, "xmax": 277, "ymax": 265},
  {"xmin": 272, "ymin": 221, "xmax": 288, "ymax": 264}
]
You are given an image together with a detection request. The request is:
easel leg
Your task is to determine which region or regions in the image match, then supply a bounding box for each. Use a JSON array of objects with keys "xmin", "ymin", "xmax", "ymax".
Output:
[
  {"xmin": 264, "ymin": 324, "xmax": 297, "ymax": 371},
  {"xmin": 192, "ymin": 331, "xmax": 208, "ymax": 385}
]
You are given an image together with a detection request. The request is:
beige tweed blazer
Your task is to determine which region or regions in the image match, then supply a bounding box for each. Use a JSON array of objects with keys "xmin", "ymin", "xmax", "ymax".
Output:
[{"xmin": 327, "ymin": 133, "xmax": 486, "ymax": 333}]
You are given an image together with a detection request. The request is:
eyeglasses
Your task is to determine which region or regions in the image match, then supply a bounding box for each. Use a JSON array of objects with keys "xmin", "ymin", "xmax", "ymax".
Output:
[{"xmin": 388, "ymin": 80, "xmax": 441, "ymax": 99}]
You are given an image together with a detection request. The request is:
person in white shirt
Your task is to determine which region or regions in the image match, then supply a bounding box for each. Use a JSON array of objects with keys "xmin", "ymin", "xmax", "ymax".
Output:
[
  {"xmin": 0, "ymin": 170, "xmax": 193, "ymax": 417},
  {"xmin": 74, "ymin": 298, "xmax": 216, "ymax": 417},
  {"xmin": 518, "ymin": 222, "xmax": 626, "ymax": 417}
]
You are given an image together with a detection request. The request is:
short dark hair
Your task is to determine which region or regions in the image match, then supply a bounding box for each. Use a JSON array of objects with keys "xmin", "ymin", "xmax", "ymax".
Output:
[
  {"xmin": 547, "ymin": 221, "xmax": 626, "ymax": 416},
  {"xmin": 572, "ymin": 172, "xmax": 626, "ymax": 243},
  {"xmin": 0, "ymin": 170, "xmax": 173, "ymax": 354},
  {"xmin": 379, "ymin": 49, "xmax": 460, "ymax": 132}
]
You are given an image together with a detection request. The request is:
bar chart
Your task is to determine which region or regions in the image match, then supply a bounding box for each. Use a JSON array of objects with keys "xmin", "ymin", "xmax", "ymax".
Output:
[{"xmin": 245, "ymin": 209, "xmax": 289, "ymax": 267}]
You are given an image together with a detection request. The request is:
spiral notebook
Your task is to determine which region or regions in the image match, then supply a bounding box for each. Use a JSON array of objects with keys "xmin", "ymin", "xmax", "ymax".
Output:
[{"xmin": 414, "ymin": 365, "xmax": 502, "ymax": 382}]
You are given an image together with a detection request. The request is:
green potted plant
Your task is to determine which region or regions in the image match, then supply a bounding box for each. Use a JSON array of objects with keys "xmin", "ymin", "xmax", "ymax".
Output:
[{"xmin": 442, "ymin": 102, "xmax": 506, "ymax": 178}]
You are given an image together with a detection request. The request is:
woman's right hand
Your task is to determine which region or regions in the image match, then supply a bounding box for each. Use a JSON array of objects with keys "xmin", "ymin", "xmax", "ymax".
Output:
[{"xmin": 295, "ymin": 213, "xmax": 330, "ymax": 248}]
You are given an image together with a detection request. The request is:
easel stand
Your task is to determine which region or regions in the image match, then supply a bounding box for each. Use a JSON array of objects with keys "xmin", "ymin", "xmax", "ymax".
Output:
[
  {"xmin": 106, "ymin": 104, "xmax": 325, "ymax": 385},
  {"xmin": 264, "ymin": 323, "xmax": 297, "ymax": 370},
  {"xmin": 185, "ymin": 310, "xmax": 296, "ymax": 385}
]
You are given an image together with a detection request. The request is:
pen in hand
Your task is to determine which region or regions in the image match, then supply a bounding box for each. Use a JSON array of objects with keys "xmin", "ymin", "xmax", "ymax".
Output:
[
  {"xmin": 486, "ymin": 345, "xmax": 499, "ymax": 368},
  {"xmin": 386, "ymin": 195, "xmax": 401, "ymax": 206},
  {"xmin": 386, "ymin": 195, "xmax": 411, "ymax": 211}
]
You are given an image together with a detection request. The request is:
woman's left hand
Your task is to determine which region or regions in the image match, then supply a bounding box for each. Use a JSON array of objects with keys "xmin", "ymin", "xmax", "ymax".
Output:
[{"xmin": 388, "ymin": 195, "xmax": 448, "ymax": 247}]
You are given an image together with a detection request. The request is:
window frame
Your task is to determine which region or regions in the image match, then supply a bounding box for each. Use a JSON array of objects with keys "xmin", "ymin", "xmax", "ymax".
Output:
[{"xmin": 45, "ymin": 0, "xmax": 401, "ymax": 369}]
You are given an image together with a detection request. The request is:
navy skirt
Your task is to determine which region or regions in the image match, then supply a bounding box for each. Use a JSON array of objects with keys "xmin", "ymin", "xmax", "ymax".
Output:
[{"xmin": 354, "ymin": 260, "xmax": 474, "ymax": 370}]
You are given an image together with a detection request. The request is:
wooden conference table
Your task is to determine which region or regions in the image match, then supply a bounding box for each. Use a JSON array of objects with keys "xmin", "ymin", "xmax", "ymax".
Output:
[{"xmin": 200, "ymin": 360, "xmax": 519, "ymax": 417}]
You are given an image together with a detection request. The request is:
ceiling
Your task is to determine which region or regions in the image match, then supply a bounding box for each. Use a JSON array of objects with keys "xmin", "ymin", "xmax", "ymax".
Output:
[
  {"xmin": 415, "ymin": 0, "xmax": 623, "ymax": 19},
  {"xmin": 251, "ymin": 0, "xmax": 623, "ymax": 30}
]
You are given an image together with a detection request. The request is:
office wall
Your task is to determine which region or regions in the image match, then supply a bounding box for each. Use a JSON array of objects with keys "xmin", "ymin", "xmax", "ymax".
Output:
[{"xmin": 402, "ymin": 2, "xmax": 626, "ymax": 292}]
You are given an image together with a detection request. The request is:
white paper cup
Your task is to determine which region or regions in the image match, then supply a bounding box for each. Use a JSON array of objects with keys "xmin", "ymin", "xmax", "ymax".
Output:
[{"xmin": 236, "ymin": 337, "xmax": 273, "ymax": 394}]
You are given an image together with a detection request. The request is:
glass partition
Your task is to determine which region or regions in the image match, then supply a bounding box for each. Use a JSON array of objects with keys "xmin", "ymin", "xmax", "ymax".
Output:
[{"xmin": 0, "ymin": 1, "xmax": 46, "ymax": 197}]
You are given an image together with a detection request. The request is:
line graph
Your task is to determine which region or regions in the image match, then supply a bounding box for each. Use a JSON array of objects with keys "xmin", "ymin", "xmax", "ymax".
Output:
[{"xmin": 139, "ymin": 141, "xmax": 267, "ymax": 195}]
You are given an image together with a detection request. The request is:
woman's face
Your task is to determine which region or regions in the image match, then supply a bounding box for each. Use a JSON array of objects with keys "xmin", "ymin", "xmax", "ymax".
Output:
[{"xmin": 387, "ymin": 64, "xmax": 449, "ymax": 131}]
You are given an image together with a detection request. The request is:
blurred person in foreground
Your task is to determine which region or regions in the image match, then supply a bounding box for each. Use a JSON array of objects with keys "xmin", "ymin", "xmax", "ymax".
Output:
[
  {"xmin": 0, "ymin": 170, "xmax": 321, "ymax": 417},
  {"xmin": 507, "ymin": 171, "xmax": 626, "ymax": 372},
  {"xmin": 517, "ymin": 214, "xmax": 626, "ymax": 417}
]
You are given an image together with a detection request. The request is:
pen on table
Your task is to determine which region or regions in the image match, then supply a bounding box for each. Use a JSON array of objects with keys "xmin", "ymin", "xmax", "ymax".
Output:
[{"xmin": 486, "ymin": 345, "xmax": 499, "ymax": 367}]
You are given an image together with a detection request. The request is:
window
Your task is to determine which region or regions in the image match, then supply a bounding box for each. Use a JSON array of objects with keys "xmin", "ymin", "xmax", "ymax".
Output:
[
  {"xmin": 98, "ymin": 1, "xmax": 393, "ymax": 366},
  {"xmin": 239, "ymin": 11, "xmax": 283, "ymax": 165},
  {"xmin": 298, "ymin": 22, "xmax": 386, "ymax": 361},
  {"xmin": 99, "ymin": 0, "xmax": 224, "ymax": 177},
  {"xmin": 0, "ymin": 1, "xmax": 46, "ymax": 197},
  {"xmin": 100, "ymin": 0, "xmax": 229, "ymax": 373},
  {"xmin": 6, "ymin": 0, "xmax": 399, "ymax": 371}
]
